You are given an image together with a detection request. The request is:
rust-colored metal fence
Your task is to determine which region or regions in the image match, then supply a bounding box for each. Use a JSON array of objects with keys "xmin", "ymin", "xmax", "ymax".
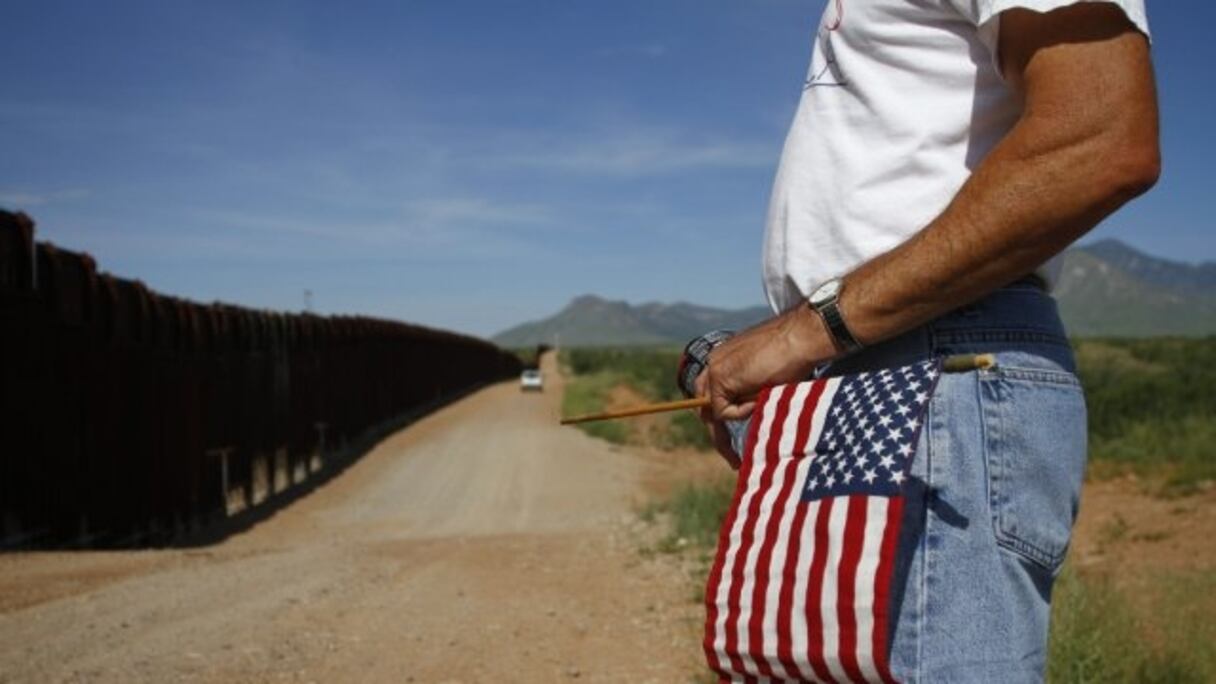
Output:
[{"xmin": 0, "ymin": 211, "xmax": 521, "ymax": 547}]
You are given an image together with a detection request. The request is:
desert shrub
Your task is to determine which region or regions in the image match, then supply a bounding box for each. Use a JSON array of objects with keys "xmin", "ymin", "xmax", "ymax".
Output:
[
  {"xmin": 661, "ymin": 480, "xmax": 735, "ymax": 549},
  {"xmin": 560, "ymin": 371, "xmax": 628, "ymax": 444},
  {"xmin": 561, "ymin": 346, "xmax": 706, "ymax": 447},
  {"xmin": 1076, "ymin": 338, "xmax": 1216, "ymax": 489},
  {"xmin": 1048, "ymin": 568, "xmax": 1216, "ymax": 683},
  {"xmin": 561, "ymin": 347, "xmax": 684, "ymax": 401}
]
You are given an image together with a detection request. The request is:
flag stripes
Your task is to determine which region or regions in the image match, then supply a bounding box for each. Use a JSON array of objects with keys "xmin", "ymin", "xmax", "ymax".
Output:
[{"xmin": 704, "ymin": 361, "xmax": 938, "ymax": 683}]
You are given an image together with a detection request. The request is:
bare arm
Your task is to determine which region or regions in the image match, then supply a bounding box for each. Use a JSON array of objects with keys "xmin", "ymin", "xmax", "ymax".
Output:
[{"xmin": 701, "ymin": 4, "xmax": 1160, "ymax": 455}]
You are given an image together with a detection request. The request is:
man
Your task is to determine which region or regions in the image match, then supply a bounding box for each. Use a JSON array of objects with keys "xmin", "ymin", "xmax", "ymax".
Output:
[{"xmin": 697, "ymin": 1, "xmax": 1158, "ymax": 681}]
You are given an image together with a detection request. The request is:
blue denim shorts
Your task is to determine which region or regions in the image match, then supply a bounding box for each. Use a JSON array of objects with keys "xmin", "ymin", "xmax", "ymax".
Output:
[{"xmin": 820, "ymin": 283, "xmax": 1086, "ymax": 682}]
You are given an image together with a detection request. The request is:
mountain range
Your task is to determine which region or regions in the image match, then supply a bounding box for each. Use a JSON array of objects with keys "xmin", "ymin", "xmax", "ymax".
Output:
[{"xmin": 493, "ymin": 239, "xmax": 1216, "ymax": 347}]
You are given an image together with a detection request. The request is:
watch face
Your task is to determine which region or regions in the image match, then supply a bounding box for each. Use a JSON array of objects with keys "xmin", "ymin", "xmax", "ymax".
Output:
[{"xmin": 811, "ymin": 279, "xmax": 840, "ymax": 306}]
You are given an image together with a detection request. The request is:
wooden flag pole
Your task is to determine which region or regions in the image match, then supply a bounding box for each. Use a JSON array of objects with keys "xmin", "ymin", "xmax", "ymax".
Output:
[
  {"xmin": 558, "ymin": 353, "xmax": 995, "ymax": 425},
  {"xmin": 560, "ymin": 396, "xmax": 710, "ymax": 425}
]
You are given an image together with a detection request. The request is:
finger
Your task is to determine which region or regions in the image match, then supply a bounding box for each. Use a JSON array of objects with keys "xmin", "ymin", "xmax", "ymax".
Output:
[
  {"xmin": 710, "ymin": 386, "xmax": 733, "ymax": 422},
  {"xmin": 710, "ymin": 421, "xmax": 741, "ymax": 470},
  {"xmin": 711, "ymin": 393, "xmax": 756, "ymax": 422},
  {"xmin": 719, "ymin": 401, "xmax": 756, "ymax": 422},
  {"xmin": 697, "ymin": 369, "xmax": 717, "ymax": 425}
]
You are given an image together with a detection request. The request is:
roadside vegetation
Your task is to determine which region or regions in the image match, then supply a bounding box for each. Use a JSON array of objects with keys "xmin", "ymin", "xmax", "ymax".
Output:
[
  {"xmin": 559, "ymin": 347, "xmax": 711, "ymax": 450},
  {"xmin": 508, "ymin": 345, "xmax": 545, "ymax": 369},
  {"xmin": 1075, "ymin": 338, "xmax": 1216, "ymax": 494},
  {"xmin": 561, "ymin": 337, "xmax": 1216, "ymax": 683},
  {"xmin": 562, "ymin": 338, "xmax": 1216, "ymax": 490},
  {"xmin": 1047, "ymin": 568, "xmax": 1216, "ymax": 683}
]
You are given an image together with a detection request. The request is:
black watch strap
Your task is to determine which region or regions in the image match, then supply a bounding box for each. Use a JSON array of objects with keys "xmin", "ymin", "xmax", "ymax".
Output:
[{"xmin": 816, "ymin": 299, "xmax": 863, "ymax": 354}]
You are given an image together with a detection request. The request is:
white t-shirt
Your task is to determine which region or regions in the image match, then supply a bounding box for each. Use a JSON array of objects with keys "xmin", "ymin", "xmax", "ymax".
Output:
[{"xmin": 761, "ymin": 0, "xmax": 1150, "ymax": 314}]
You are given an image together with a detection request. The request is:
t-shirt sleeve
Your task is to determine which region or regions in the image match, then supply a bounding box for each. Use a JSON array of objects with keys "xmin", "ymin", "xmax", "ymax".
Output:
[{"xmin": 945, "ymin": 0, "xmax": 1150, "ymax": 58}]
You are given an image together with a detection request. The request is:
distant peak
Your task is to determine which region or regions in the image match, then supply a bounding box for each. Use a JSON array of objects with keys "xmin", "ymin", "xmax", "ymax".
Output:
[
  {"xmin": 568, "ymin": 294, "xmax": 606, "ymax": 306},
  {"xmin": 1069, "ymin": 237, "xmax": 1216, "ymax": 299},
  {"xmin": 1081, "ymin": 238, "xmax": 1214, "ymax": 269},
  {"xmin": 492, "ymin": 294, "xmax": 771, "ymax": 347},
  {"xmin": 565, "ymin": 294, "xmax": 630, "ymax": 310},
  {"xmin": 1083, "ymin": 238, "xmax": 1144, "ymax": 256}
]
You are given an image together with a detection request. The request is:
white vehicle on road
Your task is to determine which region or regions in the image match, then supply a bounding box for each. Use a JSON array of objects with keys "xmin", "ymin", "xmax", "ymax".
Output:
[{"xmin": 520, "ymin": 369, "xmax": 544, "ymax": 392}]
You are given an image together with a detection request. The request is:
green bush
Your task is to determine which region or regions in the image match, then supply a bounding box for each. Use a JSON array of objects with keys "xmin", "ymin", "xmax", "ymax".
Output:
[
  {"xmin": 560, "ymin": 371, "xmax": 629, "ymax": 444},
  {"xmin": 561, "ymin": 346, "xmax": 704, "ymax": 447},
  {"xmin": 662, "ymin": 410, "xmax": 715, "ymax": 451},
  {"xmin": 1047, "ymin": 568, "xmax": 1216, "ymax": 683},
  {"xmin": 1077, "ymin": 338, "xmax": 1216, "ymax": 441},
  {"xmin": 662, "ymin": 481, "xmax": 735, "ymax": 549},
  {"xmin": 1076, "ymin": 338, "xmax": 1216, "ymax": 488},
  {"xmin": 561, "ymin": 347, "xmax": 684, "ymax": 401}
]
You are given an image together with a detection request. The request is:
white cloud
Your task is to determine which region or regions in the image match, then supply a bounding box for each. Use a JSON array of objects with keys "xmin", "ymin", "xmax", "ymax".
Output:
[
  {"xmin": 133, "ymin": 199, "xmax": 565, "ymax": 264},
  {"xmin": 402, "ymin": 198, "xmax": 556, "ymax": 228},
  {"xmin": 484, "ymin": 131, "xmax": 775, "ymax": 175},
  {"xmin": 0, "ymin": 188, "xmax": 90, "ymax": 208}
]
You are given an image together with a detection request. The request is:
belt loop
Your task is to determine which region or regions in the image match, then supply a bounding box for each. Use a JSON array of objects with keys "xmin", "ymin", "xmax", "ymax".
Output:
[{"xmin": 923, "ymin": 321, "xmax": 938, "ymax": 357}]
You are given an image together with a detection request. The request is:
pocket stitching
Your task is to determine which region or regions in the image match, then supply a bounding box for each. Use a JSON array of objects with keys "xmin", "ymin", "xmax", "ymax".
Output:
[
  {"xmin": 986, "ymin": 365, "xmax": 1082, "ymax": 388},
  {"xmin": 981, "ymin": 372, "xmax": 1076, "ymax": 572}
]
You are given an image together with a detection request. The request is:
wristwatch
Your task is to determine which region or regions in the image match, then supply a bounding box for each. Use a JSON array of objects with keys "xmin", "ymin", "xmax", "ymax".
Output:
[
  {"xmin": 676, "ymin": 329, "xmax": 735, "ymax": 398},
  {"xmin": 807, "ymin": 278, "xmax": 863, "ymax": 355}
]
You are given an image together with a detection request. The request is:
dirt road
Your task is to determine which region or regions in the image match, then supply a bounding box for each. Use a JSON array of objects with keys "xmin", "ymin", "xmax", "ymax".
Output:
[{"xmin": 0, "ymin": 355, "xmax": 712, "ymax": 683}]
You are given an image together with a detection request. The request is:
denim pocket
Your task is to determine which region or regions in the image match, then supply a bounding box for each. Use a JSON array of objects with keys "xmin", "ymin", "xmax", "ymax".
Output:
[{"xmin": 980, "ymin": 363, "xmax": 1087, "ymax": 573}]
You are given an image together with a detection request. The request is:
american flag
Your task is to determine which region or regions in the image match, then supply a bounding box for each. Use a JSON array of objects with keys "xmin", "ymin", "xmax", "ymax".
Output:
[{"xmin": 704, "ymin": 360, "xmax": 941, "ymax": 683}]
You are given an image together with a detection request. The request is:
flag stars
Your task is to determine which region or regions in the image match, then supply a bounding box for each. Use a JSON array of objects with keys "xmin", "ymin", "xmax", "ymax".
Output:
[{"xmin": 799, "ymin": 361, "xmax": 939, "ymax": 499}]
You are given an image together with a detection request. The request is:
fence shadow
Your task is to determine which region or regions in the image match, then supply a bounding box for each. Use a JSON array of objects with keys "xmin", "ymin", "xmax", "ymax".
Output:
[{"xmin": 172, "ymin": 382, "xmax": 487, "ymax": 549}]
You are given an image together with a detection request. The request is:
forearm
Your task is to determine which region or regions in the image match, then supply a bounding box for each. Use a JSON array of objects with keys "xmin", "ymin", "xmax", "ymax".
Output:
[
  {"xmin": 839, "ymin": 16, "xmax": 1160, "ymax": 346},
  {"xmin": 842, "ymin": 105, "xmax": 1158, "ymax": 345}
]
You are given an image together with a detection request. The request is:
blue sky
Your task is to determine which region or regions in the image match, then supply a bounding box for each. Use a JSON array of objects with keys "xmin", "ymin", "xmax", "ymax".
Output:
[{"xmin": 2, "ymin": 1, "xmax": 1212, "ymax": 337}]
